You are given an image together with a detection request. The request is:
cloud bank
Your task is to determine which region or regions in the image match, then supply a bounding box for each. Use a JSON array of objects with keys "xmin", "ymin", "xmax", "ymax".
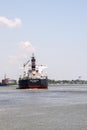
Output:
[{"xmin": 0, "ymin": 16, "xmax": 22, "ymax": 28}]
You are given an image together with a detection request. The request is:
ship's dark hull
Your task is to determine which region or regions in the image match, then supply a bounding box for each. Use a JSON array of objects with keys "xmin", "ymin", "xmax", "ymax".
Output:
[{"xmin": 18, "ymin": 78, "xmax": 48, "ymax": 89}]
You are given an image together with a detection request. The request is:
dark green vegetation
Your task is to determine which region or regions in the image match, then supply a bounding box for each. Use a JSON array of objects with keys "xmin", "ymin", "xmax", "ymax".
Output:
[
  {"xmin": 8, "ymin": 82, "xmax": 17, "ymax": 85},
  {"xmin": 48, "ymin": 79, "xmax": 87, "ymax": 84}
]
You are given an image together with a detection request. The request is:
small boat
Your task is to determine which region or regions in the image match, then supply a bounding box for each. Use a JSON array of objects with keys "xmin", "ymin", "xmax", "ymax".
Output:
[{"xmin": 18, "ymin": 54, "xmax": 48, "ymax": 89}]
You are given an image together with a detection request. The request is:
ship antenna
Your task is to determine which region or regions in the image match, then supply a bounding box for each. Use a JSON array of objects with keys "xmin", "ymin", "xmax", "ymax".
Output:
[{"xmin": 32, "ymin": 53, "xmax": 34, "ymax": 57}]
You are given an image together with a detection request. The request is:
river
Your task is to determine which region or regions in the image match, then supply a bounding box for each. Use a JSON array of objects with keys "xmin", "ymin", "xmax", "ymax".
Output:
[{"xmin": 0, "ymin": 84, "xmax": 87, "ymax": 130}]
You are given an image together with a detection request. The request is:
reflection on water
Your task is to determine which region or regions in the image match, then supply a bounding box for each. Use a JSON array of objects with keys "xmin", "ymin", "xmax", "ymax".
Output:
[{"xmin": 0, "ymin": 84, "xmax": 87, "ymax": 130}]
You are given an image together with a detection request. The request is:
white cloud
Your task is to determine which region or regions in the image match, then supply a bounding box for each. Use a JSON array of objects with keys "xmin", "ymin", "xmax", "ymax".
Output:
[
  {"xmin": 19, "ymin": 41, "xmax": 35, "ymax": 53},
  {"xmin": 1, "ymin": 41, "xmax": 35, "ymax": 80},
  {"xmin": 6, "ymin": 41, "xmax": 35, "ymax": 79},
  {"xmin": 8, "ymin": 41, "xmax": 35, "ymax": 65},
  {"xmin": 0, "ymin": 16, "xmax": 22, "ymax": 28}
]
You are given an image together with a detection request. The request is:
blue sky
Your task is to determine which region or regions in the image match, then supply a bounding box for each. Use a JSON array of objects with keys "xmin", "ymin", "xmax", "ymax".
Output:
[{"xmin": 0, "ymin": 0, "xmax": 87, "ymax": 81}]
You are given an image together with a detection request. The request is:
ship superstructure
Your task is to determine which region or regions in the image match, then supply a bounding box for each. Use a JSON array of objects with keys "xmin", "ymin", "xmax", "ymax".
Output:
[{"xmin": 18, "ymin": 54, "xmax": 48, "ymax": 89}]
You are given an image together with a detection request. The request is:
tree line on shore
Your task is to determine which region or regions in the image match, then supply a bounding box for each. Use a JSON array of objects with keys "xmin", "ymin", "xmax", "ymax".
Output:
[{"xmin": 48, "ymin": 79, "xmax": 87, "ymax": 84}]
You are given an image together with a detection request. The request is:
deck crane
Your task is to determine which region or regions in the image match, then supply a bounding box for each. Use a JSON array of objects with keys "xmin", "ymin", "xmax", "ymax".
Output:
[{"xmin": 23, "ymin": 59, "xmax": 30, "ymax": 68}]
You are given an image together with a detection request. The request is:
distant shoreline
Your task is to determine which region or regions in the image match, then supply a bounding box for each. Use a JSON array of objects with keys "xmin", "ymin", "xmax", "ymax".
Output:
[{"xmin": 48, "ymin": 79, "xmax": 87, "ymax": 84}]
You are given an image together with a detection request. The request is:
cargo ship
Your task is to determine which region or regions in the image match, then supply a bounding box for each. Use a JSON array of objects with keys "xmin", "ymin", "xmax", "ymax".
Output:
[
  {"xmin": 0, "ymin": 75, "xmax": 17, "ymax": 86},
  {"xmin": 18, "ymin": 54, "xmax": 48, "ymax": 89}
]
